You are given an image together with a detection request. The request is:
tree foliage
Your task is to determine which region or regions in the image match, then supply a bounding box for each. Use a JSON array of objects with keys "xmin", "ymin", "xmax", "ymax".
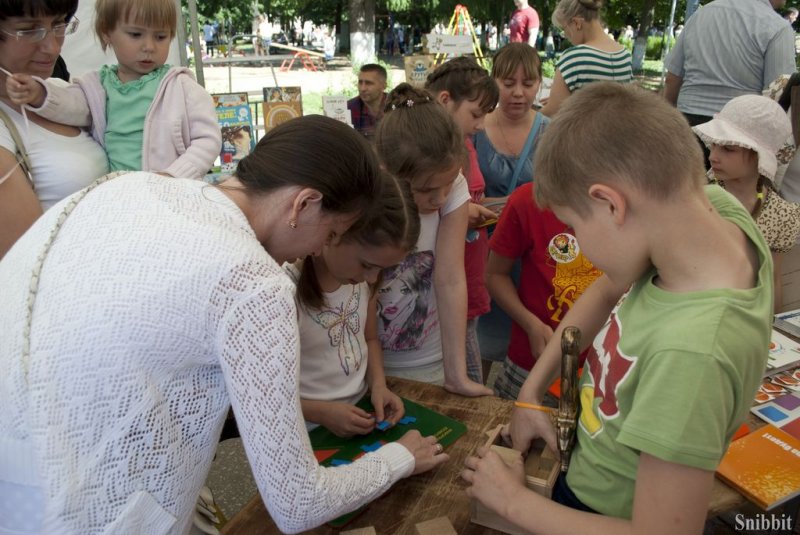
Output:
[{"xmin": 189, "ymin": 0, "xmax": 798, "ymax": 37}]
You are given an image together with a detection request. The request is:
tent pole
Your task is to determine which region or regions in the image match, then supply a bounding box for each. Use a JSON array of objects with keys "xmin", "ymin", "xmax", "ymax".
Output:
[
  {"xmin": 187, "ymin": 0, "xmax": 205, "ymax": 86},
  {"xmin": 174, "ymin": 0, "xmax": 188, "ymax": 67}
]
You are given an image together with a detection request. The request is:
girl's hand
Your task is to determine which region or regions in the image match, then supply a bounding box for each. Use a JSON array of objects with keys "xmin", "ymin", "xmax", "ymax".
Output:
[
  {"xmin": 318, "ymin": 402, "xmax": 376, "ymax": 437},
  {"xmin": 395, "ymin": 430, "xmax": 449, "ymax": 475},
  {"xmin": 370, "ymin": 385, "xmax": 405, "ymax": 425},
  {"xmin": 468, "ymin": 202, "xmax": 497, "ymax": 229},
  {"xmin": 462, "ymin": 446, "xmax": 527, "ymax": 515},
  {"xmin": 482, "ymin": 196, "xmax": 509, "ymax": 218},
  {"xmin": 444, "ymin": 376, "xmax": 493, "ymax": 397},
  {"xmin": 5, "ymin": 73, "xmax": 45, "ymax": 108},
  {"xmin": 509, "ymin": 405, "xmax": 558, "ymax": 455}
]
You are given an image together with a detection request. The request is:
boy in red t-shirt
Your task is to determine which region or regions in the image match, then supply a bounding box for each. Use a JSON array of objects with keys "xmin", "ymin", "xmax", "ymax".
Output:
[{"xmin": 487, "ymin": 182, "xmax": 601, "ymax": 399}]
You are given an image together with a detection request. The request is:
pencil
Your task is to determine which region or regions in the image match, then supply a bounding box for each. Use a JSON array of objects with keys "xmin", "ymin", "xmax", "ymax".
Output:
[{"xmin": 514, "ymin": 401, "xmax": 553, "ymax": 413}]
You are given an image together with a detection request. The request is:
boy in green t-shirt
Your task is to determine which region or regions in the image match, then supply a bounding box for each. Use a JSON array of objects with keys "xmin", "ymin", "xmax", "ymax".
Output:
[{"xmin": 462, "ymin": 83, "xmax": 772, "ymax": 533}]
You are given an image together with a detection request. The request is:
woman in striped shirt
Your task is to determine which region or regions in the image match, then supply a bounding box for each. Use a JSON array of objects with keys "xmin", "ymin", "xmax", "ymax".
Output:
[{"xmin": 540, "ymin": 0, "xmax": 632, "ymax": 117}]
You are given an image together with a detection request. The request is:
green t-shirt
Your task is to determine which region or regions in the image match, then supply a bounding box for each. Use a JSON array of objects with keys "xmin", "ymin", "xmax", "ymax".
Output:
[
  {"xmin": 566, "ymin": 185, "xmax": 773, "ymax": 518},
  {"xmin": 100, "ymin": 64, "xmax": 170, "ymax": 171}
]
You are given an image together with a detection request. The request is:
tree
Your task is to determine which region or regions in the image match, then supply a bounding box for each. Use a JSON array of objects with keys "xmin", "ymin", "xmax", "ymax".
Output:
[
  {"xmin": 350, "ymin": 0, "xmax": 376, "ymax": 63},
  {"xmin": 631, "ymin": 0, "xmax": 656, "ymax": 70}
]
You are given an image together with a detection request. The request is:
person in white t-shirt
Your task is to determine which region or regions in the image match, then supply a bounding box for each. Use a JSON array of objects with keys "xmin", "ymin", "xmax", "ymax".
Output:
[
  {"xmin": 291, "ymin": 173, "xmax": 420, "ymax": 437},
  {"xmin": 0, "ymin": 0, "xmax": 108, "ymax": 259},
  {"xmin": 375, "ymin": 83, "xmax": 494, "ymax": 397}
]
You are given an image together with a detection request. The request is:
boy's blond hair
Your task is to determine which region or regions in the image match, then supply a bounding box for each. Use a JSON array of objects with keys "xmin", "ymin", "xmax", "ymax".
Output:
[
  {"xmin": 534, "ymin": 82, "xmax": 705, "ymax": 213},
  {"xmin": 95, "ymin": 0, "xmax": 177, "ymax": 50}
]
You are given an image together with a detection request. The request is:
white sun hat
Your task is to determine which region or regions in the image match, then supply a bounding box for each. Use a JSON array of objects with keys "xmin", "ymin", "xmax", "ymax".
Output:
[{"xmin": 692, "ymin": 94, "xmax": 792, "ymax": 182}]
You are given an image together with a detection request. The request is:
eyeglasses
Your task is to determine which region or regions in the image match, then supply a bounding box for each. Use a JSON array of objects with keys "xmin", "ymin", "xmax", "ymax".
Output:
[{"xmin": 0, "ymin": 19, "xmax": 79, "ymax": 43}]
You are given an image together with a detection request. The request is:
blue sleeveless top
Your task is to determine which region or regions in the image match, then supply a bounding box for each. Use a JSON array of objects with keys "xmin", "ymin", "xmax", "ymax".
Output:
[{"xmin": 473, "ymin": 115, "xmax": 550, "ymax": 198}]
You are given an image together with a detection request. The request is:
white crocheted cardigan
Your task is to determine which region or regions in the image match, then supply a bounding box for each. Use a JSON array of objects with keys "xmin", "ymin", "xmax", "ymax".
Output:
[{"xmin": 0, "ymin": 173, "xmax": 413, "ymax": 534}]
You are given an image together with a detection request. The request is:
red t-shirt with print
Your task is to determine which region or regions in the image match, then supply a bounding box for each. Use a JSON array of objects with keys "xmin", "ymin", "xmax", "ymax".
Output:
[
  {"xmin": 489, "ymin": 183, "xmax": 602, "ymax": 370},
  {"xmin": 510, "ymin": 6, "xmax": 539, "ymax": 43}
]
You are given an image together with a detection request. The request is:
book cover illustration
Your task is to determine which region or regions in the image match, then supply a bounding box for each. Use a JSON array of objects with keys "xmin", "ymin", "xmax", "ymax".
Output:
[
  {"xmin": 765, "ymin": 329, "xmax": 800, "ymax": 376},
  {"xmin": 752, "ymin": 392, "xmax": 800, "ymax": 439},
  {"xmin": 716, "ymin": 424, "xmax": 800, "ymax": 510},
  {"xmin": 775, "ymin": 309, "xmax": 800, "ymax": 339},
  {"xmin": 308, "ymin": 396, "xmax": 466, "ymax": 527},
  {"xmin": 262, "ymin": 86, "xmax": 302, "ymax": 131},
  {"xmin": 212, "ymin": 92, "xmax": 255, "ymax": 174},
  {"xmin": 755, "ymin": 367, "xmax": 800, "ymax": 404}
]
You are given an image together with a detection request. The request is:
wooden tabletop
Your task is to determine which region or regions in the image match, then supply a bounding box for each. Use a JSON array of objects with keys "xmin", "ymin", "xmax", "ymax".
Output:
[{"xmin": 221, "ymin": 377, "xmax": 751, "ymax": 534}]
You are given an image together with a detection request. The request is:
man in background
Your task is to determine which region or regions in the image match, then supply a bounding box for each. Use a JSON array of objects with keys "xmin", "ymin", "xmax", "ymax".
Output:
[
  {"xmin": 347, "ymin": 64, "xmax": 388, "ymax": 141},
  {"xmin": 664, "ymin": 0, "xmax": 796, "ymax": 127},
  {"xmin": 509, "ymin": 0, "xmax": 539, "ymax": 48}
]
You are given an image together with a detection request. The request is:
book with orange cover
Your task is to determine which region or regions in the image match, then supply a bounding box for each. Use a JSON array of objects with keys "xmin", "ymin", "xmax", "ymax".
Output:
[{"xmin": 716, "ymin": 424, "xmax": 800, "ymax": 510}]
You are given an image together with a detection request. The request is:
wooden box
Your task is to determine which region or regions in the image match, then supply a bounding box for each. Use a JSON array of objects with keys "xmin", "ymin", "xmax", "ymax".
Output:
[{"xmin": 469, "ymin": 424, "xmax": 560, "ymax": 534}]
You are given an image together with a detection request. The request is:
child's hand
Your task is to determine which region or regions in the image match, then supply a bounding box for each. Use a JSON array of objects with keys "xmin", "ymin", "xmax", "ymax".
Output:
[
  {"xmin": 370, "ymin": 385, "xmax": 405, "ymax": 425},
  {"xmin": 468, "ymin": 202, "xmax": 497, "ymax": 229},
  {"xmin": 5, "ymin": 73, "xmax": 45, "ymax": 108},
  {"xmin": 462, "ymin": 446, "xmax": 527, "ymax": 516},
  {"xmin": 482, "ymin": 196, "xmax": 508, "ymax": 218},
  {"xmin": 509, "ymin": 404, "xmax": 558, "ymax": 455},
  {"xmin": 318, "ymin": 402, "xmax": 376, "ymax": 437},
  {"xmin": 444, "ymin": 376, "xmax": 493, "ymax": 397},
  {"xmin": 395, "ymin": 430, "xmax": 449, "ymax": 475},
  {"xmin": 524, "ymin": 318, "xmax": 554, "ymax": 359}
]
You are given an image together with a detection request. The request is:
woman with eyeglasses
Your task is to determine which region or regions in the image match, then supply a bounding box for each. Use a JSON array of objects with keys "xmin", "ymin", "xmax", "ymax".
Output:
[{"xmin": 0, "ymin": 0, "xmax": 108, "ymax": 259}]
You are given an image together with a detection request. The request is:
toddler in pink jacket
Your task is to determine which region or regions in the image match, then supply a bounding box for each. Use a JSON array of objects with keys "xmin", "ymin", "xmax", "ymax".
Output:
[{"xmin": 6, "ymin": 0, "xmax": 221, "ymax": 179}]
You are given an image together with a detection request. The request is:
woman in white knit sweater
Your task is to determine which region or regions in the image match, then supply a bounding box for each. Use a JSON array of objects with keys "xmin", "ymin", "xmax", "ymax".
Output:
[{"xmin": 0, "ymin": 115, "xmax": 448, "ymax": 534}]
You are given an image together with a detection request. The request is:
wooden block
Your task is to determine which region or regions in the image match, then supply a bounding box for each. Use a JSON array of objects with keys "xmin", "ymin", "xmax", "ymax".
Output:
[
  {"xmin": 414, "ymin": 516, "xmax": 457, "ymax": 535},
  {"xmin": 341, "ymin": 527, "xmax": 376, "ymax": 535},
  {"xmin": 490, "ymin": 444, "xmax": 522, "ymax": 466},
  {"xmin": 470, "ymin": 501, "xmax": 529, "ymax": 535},
  {"xmin": 470, "ymin": 423, "xmax": 561, "ymax": 533}
]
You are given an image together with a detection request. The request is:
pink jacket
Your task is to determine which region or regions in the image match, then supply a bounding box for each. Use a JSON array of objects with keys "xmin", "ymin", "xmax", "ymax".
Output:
[{"xmin": 34, "ymin": 67, "xmax": 221, "ymax": 179}]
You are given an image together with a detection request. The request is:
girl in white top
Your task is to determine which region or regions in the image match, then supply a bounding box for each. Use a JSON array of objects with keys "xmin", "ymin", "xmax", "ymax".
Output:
[
  {"xmin": 375, "ymin": 83, "xmax": 493, "ymax": 397},
  {"xmin": 290, "ymin": 173, "xmax": 420, "ymax": 437},
  {"xmin": 0, "ymin": 116, "xmax": 447, "ymax": 535},
  {"xmin": 0, "ymin": 0, "xmax": 108, "ymax": 258}
]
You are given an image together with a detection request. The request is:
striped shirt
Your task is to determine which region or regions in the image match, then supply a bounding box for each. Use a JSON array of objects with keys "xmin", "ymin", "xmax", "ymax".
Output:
[{"xmin": 557, "ymin": 45, "xmax": 633, "ymax": 92}]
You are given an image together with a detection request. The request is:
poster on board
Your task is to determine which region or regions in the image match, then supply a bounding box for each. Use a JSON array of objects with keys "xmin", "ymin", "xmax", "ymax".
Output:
[
  {"xmin": 262, "ymin": 87, "xmax": 303, "ymax": 131},
  {"xmin": 212, "ymin": 92, "xmax": 255, "ymax": 174}
]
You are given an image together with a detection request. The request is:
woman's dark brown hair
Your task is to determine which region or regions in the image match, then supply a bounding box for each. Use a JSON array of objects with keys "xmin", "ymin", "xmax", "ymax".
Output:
[
  {"xmin": 0, "ymin": 0, "xmax": 78, "ymax": 23},
  {"xmin": 235, "ymin": 115, "xmax": 380, "ymax": 217}
]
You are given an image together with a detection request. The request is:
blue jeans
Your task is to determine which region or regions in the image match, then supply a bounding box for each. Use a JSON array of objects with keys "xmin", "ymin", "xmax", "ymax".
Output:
[{"xmin": 477, "ymin": 259, "xmax": 521, "ymax": 362}]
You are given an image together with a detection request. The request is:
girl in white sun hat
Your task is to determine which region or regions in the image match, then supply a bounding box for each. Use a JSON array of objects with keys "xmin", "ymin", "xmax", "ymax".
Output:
[{"xmin": 693, "ymin": 94, "xmax": 800, "ymax": 311}]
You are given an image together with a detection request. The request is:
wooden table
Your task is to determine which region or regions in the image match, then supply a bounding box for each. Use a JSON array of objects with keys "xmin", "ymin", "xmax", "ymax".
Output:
[{"xmin": 221, "ymin": 377, "xmax": 751, "ymax": 534}]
